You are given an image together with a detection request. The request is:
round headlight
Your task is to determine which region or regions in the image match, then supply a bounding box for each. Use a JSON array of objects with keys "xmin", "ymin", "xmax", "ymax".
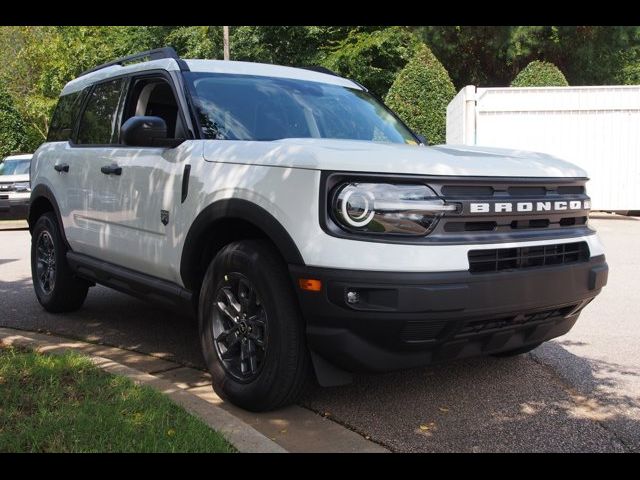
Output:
[
  {"xmin": 340, "ymin": 187, "xmax": 376, "ymax": 227},
  {"xmin": 332, "ymin": 182, "xmax": 456, "ymax": 236}
]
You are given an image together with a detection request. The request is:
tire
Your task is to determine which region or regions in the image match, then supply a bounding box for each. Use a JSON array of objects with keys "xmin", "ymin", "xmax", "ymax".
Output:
[
  {"xmin": 198, "ymin": 239, "xmax": 310, "ymax": 411},
  {"xmin": 31, "ymin": 212, "xmax": 89, "ymax": 313},
  {"xmin": 491, "ymin": 342, "xmax": 542, "ymax": 358}
]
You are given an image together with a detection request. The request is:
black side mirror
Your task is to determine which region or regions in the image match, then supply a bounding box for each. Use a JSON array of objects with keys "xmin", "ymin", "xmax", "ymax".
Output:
[
  {"xmin": 120, "ymin": 116, "xmax": 184, "ymax": 148},
  {"xmin": 415, "ymin": 134, "xmax": 428, "ymax": 145}
]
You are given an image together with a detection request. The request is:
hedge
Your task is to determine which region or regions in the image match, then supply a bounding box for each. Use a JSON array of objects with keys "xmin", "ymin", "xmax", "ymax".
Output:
[
  {"xmin": 511, "ymin": 60, "xmax": 569, "ymax": 87},
  {"xmin": 384, "ymin": 44, "xmax": 456, "ymax": 145},
  {"xmin": 0, "ymin": 82, "xmax": 28, "ymax": 158}
]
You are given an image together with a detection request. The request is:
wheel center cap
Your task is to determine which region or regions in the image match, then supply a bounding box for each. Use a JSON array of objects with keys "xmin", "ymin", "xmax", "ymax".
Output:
[{"xmin": 238, "ymin": 321, "xmax": 248, "ymax": 334}]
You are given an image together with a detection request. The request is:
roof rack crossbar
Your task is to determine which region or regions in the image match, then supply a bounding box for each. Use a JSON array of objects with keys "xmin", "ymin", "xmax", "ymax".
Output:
[{"xmin": 79, "ymin": 46, "xmax": 189, "ymax": 77}]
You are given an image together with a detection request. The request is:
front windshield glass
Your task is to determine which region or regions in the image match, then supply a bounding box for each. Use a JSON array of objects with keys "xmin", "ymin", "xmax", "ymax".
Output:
[
  {"xmin": 185, "ymin": 73, "xmax": 417, "ymax": 144},
  {"xmin": 0, "ymin": 159, "xmax": 30, "ymax": 175}
]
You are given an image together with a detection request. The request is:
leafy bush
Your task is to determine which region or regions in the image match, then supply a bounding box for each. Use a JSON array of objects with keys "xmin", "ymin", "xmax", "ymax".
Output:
[
  {"xmin": 511, "ymin": 60, "xmax": 569, "ymax": 87},
  {"xmin": 0, "ymin": 82, "xmax": 28, "ymax": 157},
  {"xmin": 384, "ymin": 45, "xmax": 456, "ymax": 145},
  {"xmin": 618, "ymin": 61, "xmax": 640, "ymax": 85},
  {"xmin": 322, "ymin": 27, "xmax": 421, "ymax": 98},
  {"xmin": 615, "ymin": 48, "xmax": 640, "ymax": 85}
]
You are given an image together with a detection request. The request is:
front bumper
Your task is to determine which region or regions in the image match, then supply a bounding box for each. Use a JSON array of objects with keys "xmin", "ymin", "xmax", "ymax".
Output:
[
  {"xmin": 0, "ymin": 194, "xmax": 30, "ymax": 220},
  {"xmin": 290, "ymin": 255, "xmax": 608, "ymax": 375}
]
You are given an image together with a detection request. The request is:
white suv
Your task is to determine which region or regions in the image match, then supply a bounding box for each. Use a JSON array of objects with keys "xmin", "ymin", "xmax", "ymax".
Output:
[{"xmin": 28, "ymin": 47, "xmax": 608, "ymax": 411}]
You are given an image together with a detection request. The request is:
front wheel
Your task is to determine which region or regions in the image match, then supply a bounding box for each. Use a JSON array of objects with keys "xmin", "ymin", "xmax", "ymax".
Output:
[
  {"xmin": 31, "ymin": 212, "xmax": 90, "ymax": 313},
  {"xmin": 198, "ymin": 240, "xmax": 310, "ymax": 411}
]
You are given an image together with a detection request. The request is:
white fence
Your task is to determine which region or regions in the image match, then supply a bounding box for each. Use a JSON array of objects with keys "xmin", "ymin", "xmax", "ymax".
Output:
[{"xmin": 446, "ymin": 85, "xmax": 640, "ymax": 211}]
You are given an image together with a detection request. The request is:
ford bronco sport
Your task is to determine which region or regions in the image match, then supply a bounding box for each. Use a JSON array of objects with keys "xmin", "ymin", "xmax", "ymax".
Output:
[{"xmin": 28, "ymin": 47, "xmax": 608, "ymax": 411}]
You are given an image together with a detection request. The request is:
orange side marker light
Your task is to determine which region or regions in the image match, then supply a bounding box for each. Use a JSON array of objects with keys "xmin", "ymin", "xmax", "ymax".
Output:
[{"xmin": 298, "ymin": 278, "xmax": 322, "ymax": 292}]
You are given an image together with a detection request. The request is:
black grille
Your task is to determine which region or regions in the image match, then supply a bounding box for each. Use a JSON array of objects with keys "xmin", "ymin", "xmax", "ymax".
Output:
[
  {"xmin": 468, "ymin": 241, "xmax": 590, "ymax": 273},
  {"xmin": 400, "ymin": 321, "xmax": 447, "ymax": 343},
  {"xmin": 434, "ymin": 179, "xmax": 590, "ymax": 236}
]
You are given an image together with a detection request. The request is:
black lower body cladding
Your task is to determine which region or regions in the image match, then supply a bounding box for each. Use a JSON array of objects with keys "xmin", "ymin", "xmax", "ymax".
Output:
[{"xmin": 289, "ymin": 255, "xmax": 608, "ymax": 375}]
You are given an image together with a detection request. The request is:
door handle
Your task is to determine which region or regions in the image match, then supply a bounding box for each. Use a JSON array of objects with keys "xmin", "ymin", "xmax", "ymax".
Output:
[
  {"xmin": 54, "ymin": 163, "xmax": 69, "ymax": 173},
  {"xmin": 100, "ymin": 164, "xmax": 122, "ymax": 176}
]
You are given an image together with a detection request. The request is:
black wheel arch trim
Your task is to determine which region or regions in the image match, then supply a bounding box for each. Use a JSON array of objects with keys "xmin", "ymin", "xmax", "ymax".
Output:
[
  {"xmin": 180, "ymin": 198, "xmax": 305, "ymax": 290},
  {"xmin": 28, "ymin": 184, "xmax": 70, "ymax": 249}
]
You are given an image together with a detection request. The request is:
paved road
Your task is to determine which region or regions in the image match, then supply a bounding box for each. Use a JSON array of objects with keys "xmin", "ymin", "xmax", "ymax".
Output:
[{"xmin": 1, "ymin": 215, "xmax": 638, "ymax": 452}]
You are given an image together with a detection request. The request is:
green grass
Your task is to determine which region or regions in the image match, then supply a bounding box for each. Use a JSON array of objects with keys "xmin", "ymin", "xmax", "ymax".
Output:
[{"xmin": 0, "ymin": 345, "xmax": 235, "ymax": 453}]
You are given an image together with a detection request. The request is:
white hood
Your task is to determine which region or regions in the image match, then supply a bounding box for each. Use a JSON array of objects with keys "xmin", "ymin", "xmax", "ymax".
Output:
[
  {"xmin": 0, "ymin": 174, "xmax": 29, "ymax": 183},
  {"xmin": 202, "ymin": 139, "xmax": 587, "ymax": 178}
]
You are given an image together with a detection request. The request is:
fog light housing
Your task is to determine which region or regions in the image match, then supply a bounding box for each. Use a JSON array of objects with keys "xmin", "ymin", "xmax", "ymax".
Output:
[{"xmin": 346, "ymin": 290, "xmax": 360, "ymax": 304}]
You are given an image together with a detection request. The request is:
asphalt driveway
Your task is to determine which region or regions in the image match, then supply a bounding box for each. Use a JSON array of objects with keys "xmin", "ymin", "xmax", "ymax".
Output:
[{"xmin": 1, "ymin": 215, "xmax": 638, "ymax": 452}]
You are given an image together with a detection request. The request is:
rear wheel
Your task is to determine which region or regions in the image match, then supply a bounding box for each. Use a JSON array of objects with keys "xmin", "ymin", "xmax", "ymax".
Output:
[
  {"xmin": 198, "ymin": 239, "xmax": 310, "ymax": 411},
  {"xmin": 31, "ymin": 213, "xmax": 89, "ymax": 313},
  {"xmin": 491, "ymin": 342, "xmax": 542, "ymax": 357}
]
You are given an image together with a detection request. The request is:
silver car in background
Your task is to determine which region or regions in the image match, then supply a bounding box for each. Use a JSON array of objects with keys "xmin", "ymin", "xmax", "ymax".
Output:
[{"xmin": 0, "ymin": 154, "xmax": 32, "ymax": 220}]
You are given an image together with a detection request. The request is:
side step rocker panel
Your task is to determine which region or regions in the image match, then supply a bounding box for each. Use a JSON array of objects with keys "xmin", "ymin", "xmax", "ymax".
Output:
[{"xmin": 66, "ymin": 251, "xmax": 194, "ymax": 315}]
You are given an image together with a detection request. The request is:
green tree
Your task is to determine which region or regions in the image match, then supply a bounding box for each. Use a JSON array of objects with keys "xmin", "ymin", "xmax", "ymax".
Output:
[
  {"xmin": 385, "ymin": 45, "xmax": 456, "ymax": 145},
  {"xmin": 511, "ymin": 60, "xmax": 569, "ymax": 87},
  {"xmin": 322, "ymin": 27, "xmax": 421, "ymax": 98},
  {"xmin": 417, "ymin": 26, "xmax": 515, "ymax": 88},
  {"xmin": 0, "ymin": 26, "xmax": 181, "ymax": 150},
  {"xmin": 165, "ymin": 26, "xmax": 223, "ymax": 59},
  {"xmin": 0, "ymin": 81, "xmax": 28, "ymax": 157},
  {"xmin": 230, "ymin": 26, "xmax": 354, "ymax": 66},
  {"xmin": 418, "ymin": 26, "xmax": 640, "ymax": 88}
]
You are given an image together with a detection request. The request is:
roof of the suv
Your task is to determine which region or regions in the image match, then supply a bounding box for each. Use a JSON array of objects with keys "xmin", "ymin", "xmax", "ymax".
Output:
[{"xmin": 62, "ymin": 58, "xmax": 361, "ymax": 95}]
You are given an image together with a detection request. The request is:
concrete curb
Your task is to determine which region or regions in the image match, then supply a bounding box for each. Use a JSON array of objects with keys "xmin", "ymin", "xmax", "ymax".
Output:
[{"xmin": 0, "ymin": 327, "xmax": 286, "ymax": 453}]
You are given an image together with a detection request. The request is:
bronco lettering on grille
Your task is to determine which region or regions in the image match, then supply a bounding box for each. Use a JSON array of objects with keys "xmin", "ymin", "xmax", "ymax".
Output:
[{"xmin": 470, "ymin": 200, "xmax": 590, "ymax": 214}]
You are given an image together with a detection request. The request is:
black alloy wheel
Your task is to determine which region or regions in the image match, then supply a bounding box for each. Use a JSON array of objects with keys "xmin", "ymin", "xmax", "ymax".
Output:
[
  {"xmin": 212, "ymin": 273, "xmax": 268, "ymax": 382},
  {"xmin": 35, "ymin": 230, "xmax": 56, "ymax": 294}
]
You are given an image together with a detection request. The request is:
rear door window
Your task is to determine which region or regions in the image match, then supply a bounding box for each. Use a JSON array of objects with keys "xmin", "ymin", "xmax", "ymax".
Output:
[
  {"xmin": 47, "ymin": 90, "xmax": 87, "ymax": 142},
  {"xmin": 76, "ymin": 78, "xmax": 125, "ymax": 145}
]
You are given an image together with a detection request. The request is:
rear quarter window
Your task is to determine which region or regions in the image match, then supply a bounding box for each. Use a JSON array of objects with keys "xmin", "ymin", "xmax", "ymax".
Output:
[
  {"xmin": 76, "ymin": 78, "xmax": 125, "ymax": 145},
  {"xmin": 47, "ymin": 90, "xmax": 86, "ymax": 142}
]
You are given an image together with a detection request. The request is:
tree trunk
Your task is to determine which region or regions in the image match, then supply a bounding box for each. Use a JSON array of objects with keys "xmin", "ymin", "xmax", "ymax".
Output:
[{"xmin": 223, "ymin": 26, "xmax": 230, "ymax": 61}]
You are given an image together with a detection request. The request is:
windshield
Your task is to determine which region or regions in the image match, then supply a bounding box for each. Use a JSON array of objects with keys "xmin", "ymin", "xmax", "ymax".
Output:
[
  {"xmin": 0, "ymin": 159, "xmax": 30, "ymax": 176},
  {"xmin": 185, "ymin": 73, "xmax": 418, "ymax": 144}
]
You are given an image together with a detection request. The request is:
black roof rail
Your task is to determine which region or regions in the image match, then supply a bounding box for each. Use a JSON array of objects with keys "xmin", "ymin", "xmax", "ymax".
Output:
[{"xmin": 79, "ymin": 46, "xmax": 189, "ymax": 77}]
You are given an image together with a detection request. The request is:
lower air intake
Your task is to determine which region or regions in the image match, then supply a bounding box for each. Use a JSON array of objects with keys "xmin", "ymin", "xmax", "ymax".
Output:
[{"xmin": 468, "ymin": 241, "xmax": 590, "ymax": 273}]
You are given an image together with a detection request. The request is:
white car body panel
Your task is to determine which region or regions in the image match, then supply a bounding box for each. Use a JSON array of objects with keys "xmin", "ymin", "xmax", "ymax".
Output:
[
  {"xmin": 32, "ymin": 136, "xmax": 603, "ymax": 285},
  {"xmin": 202, "ymin": 139, "xmax": 588, "ymax": 178}
]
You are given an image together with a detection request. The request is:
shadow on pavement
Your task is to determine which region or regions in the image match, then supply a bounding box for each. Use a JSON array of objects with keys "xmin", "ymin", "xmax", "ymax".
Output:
[
  {"xmin": 1, "ymin": 258, "xmax": 637, "ymax": 452},
  {"xmin": 300, "ymin": 342, "xmax": 639, "ymax": 452}
]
